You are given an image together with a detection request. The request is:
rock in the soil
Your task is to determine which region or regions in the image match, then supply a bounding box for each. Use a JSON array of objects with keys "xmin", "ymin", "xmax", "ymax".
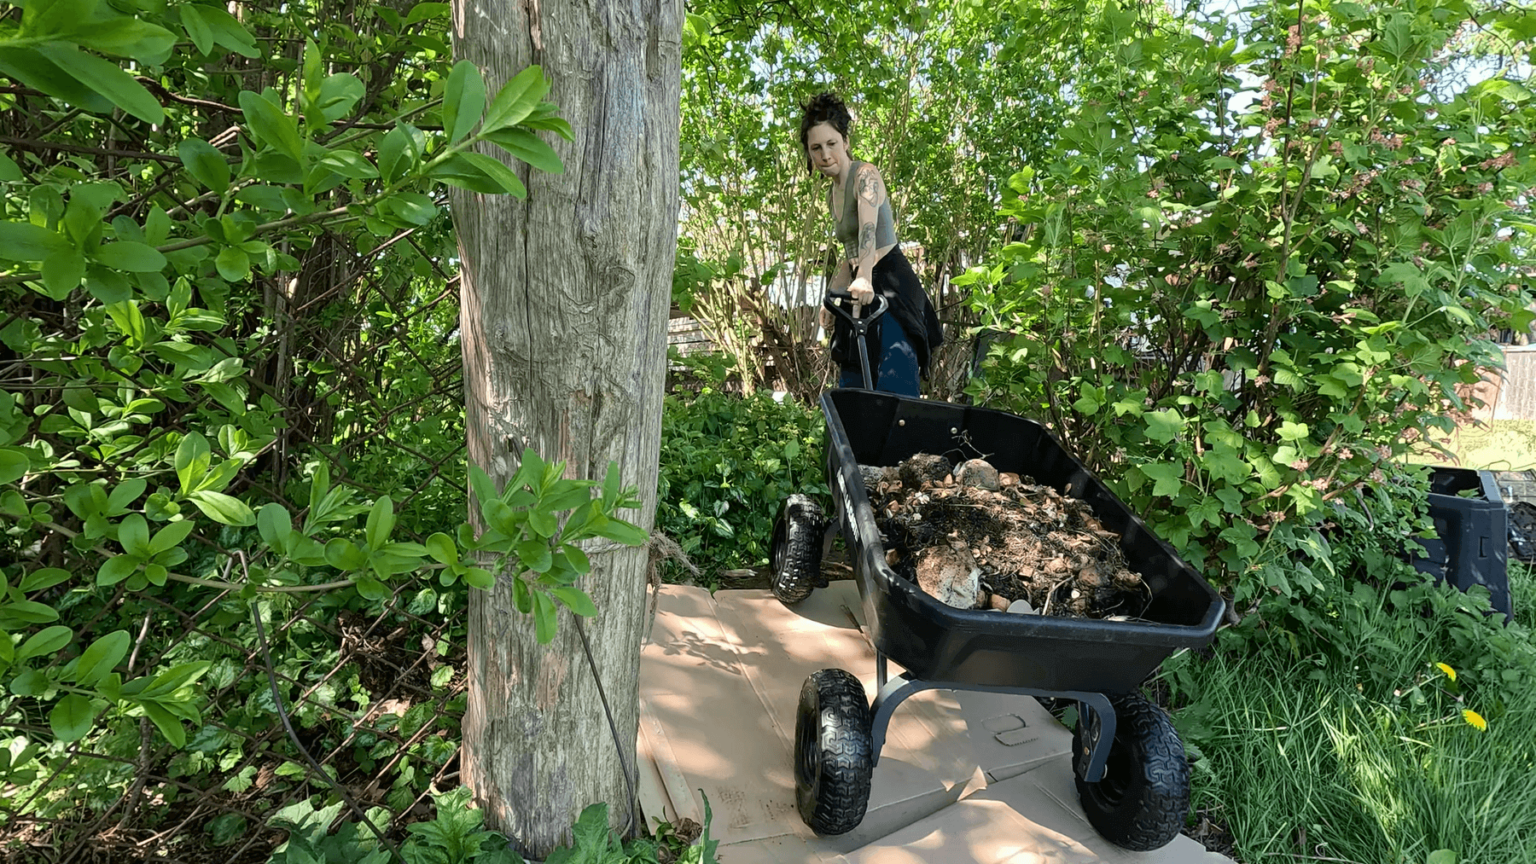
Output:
[
  {"xmin": 900, "ymin": 454, "xmax": 952, "ymax": 489},
  {"xmin": 860, "ymin": 464, "xmax": 897, "ymax": 492},
  {"xmin": 914, "ymin": 544, "xmax": 982, "ymax": 609},
  {"xmin": 954, "ymin": 459, "xmax": 1000, "ymax": 491},
  {"xmin": 988, "ymin": 593, "xmax": 1011, "ymax": 611}
]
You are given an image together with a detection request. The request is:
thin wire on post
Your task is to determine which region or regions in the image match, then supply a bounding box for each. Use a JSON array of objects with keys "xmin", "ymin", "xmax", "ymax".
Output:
[{"xmin": 572, "ymin": 614, "xmax": 640, "ymax": 839}]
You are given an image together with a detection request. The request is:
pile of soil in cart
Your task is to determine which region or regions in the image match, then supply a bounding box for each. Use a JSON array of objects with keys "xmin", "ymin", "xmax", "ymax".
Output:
[{"xmin": 860, "ymin": 454, "xmax": 1151, "ymax": 620}]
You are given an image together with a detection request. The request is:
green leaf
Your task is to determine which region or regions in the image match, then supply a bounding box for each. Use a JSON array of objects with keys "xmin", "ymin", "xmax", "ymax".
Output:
[
  {"xmin": 469, "ymin": 464, "xmax": 500, "ymax": 512},
  {"xmin": 593, "ymin": 516, "xmax": 647, "ymax": 547},
  {"xmin": 75, "ymin": 17, "xmax": 176, "ymax": 63},
  {"xmin": 1140, "ymin": 462, "xmax": 1185, "ymax": 498},
  {"xmin": 215, "ymin": 247, "xmax": 250, "ymax": 282},
  {"xmin": 238, "ymin": 90, "xmax": 305, "ymax": 164},
  {"xmin": 425, "ymin": 533, "xmax": 458, "ymax": 565},
  {"xmin": 483, "ymin": 128, "xmax": 564, "ymax": 175},
  {"xmin": 94, "ymin": 242, "xmax": 166, "ymax": 273},
  {"xmin": 1277, "ymin": 421, "xmax": 1310, "ymax": 442},
  {"xmin": 0, "ymin": 45, "xmax": 115, "ymax": 115},
  {"xmin": 194, "ymin": 5, "xmax": 260, "ymax": 58},
  {"xmin": 324, "ymin": 538, "xmax": 368, "ymax": 571},
  {"xmin": 317, "ymin": 149, "xmax": 379, "ymax": 179},
  {"xmin": 516, "ymin": 539, "xmax": 554, "ymax": 573},
  {"xmin": 484, "ymin": 65, "xmax": 549, "ymax": 132},
  {"xmin": 443, "ymin": 59, "xmax": 486, "ymax": 144},
  {"xmin": 97, "ymin": 555, "xmax": 139, "ymax": 586},
  {"xmin": 355, "ymin": 574, "xmax": 389, "ymax": 601},
  {"xmin": 104, "ymin": 300, "xmax": 146, "ymax": 345},
  {"xmin": 533, "ymin": 590, "xmax": 557, "ymax": 643},
  {"xmin": 377, "ymin": 123, "xmax": 425, "ymax": 183},
  {"xmin": 175, "ymin": 432, "xmax": 211, "ymax": 494},
  {"xmin": 550, "ymin": 586, "xmax": 597, "ymax": 617},
  {"xmin": 143, "ymin": 701, "xmax": 187, "ymax": 747},
  {"xmin": 464, "ymin": 567, "xmax": 494, "ymax": 589},
  {"xmin": 206, "ymin": 812, "xmax": 248, "ymax": 847},
  {"xmin": 17, "ymin": 625, "xmax": 72, "ymax": 662},
  {"xmin": 118, "ymin": 513, "xmax": 151, "ymax": 557},
  {"xmin": 49, "ymin": 694, "xmax": 99, "ymax": 743},
  {"xmin": 178, "ymin": 140, "xmax": 231, "ymax": 195},
  {"xmin": 0, "ymin": 449, "xmax": 28, "ymax": 484},
  {"xmin": 1142, "ymin": 409, "xmax": 1185, "ymax": 444},
  {"xmin": 74, "ymin": 630, "xmax": 130, "ymax": 687},
  {"xmin": 405, "ymin": 2, "xmax": 450, "ymax": 24},
  {"xmin": 187, "ymin": 491, "xmax": 255, "ymax": 526},
  {"xmin": 35, "ymin": 43, "xmax": 164, "ymax": 124},
  {"xmin": 41, "ymin": 250, "xmax": 86, "ymax": 297},
  {"xmin": 180, "ymin": 4, "xmax": 214, "ymax": 55},
  {"xmin": 0, "ymin": 221, "xmax": 70, "ymax": 262},
  {"xmin": 0, "ymin": 150, "xmax": 21, "ymax": 181},
  {"xmin": 19, "ymin": 568, "xmax": 72, "ymax": 593},
  {"xmin": 365, "ymin": 496, "xmax": 395, "ymax": 550},
  {"xmin": 571, "ymin": 803, "xmax": 611, "ymax": 854},
  {"xmin": 1426, "ymin": 850, "xmax": 1457, "ymax": 864},
  {"xmin": 316, "ymin": 74, "xmax": 365, "ymax": 122},
  {"xmin": 149, "ymin": 519, "xmax": 195, "ymax": 556},
  {"xmin": 257, "ymin": 504, "xmax": 292, "ymax": 550},
  {"xmin": 462, "ymin": 152, "xmax": 529, "ymax": 197},
  {"xmin": 427, "ymin": 153, "xmax": 518, "ymax": 195}
]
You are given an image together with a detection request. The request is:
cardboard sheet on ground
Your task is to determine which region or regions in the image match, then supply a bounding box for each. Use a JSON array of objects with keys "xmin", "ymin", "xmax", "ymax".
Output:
[{"xmin": 637, "ymin": 583, "xmax": 1233, "ymax": 864}]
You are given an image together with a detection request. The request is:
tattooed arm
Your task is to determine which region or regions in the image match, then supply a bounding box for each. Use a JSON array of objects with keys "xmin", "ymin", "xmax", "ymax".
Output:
[{"xmin": 848, "ymin": 163, "xmax": 890, "ymax": 305}]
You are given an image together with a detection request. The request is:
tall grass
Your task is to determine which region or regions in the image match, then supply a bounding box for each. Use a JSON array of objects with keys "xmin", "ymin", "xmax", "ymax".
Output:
[
  {"xmin": 1511, "ymin": 561, "xmax": 1534, "ymax": 630},
  {"xmin": 1173, "ymin": 643, "xmax": 1536, "ymax": 864}
]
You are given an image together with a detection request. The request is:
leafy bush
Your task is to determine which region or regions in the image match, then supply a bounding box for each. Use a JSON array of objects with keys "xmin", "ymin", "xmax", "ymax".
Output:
[
  {"xmin": 962, "ymin": 0, "xmax": 1534, "ymax": 602},
  {"xmin": 657, "ymin": 365, "xmax": 827, "ymax": 582}
]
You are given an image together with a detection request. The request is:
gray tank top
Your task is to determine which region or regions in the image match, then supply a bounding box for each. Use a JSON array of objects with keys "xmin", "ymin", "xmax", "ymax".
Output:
[{"xmin": 833, "ymin": 161, "xmax": 897, "ymax": 261}]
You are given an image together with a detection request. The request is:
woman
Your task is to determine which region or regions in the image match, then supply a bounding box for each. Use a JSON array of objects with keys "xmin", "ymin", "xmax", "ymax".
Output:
[{"xmin": 800, "ymin": 92, "xmax": 943, "ymax": 397}]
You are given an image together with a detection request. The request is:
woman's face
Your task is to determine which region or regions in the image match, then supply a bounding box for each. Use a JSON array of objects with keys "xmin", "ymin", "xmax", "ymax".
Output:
[{"xmin": 805, "ymin": 122, "xmax": 848, "ymax": 179}]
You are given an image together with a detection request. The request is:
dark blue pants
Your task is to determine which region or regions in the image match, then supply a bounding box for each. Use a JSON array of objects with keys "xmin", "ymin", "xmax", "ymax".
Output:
[{"xmin": 838, "ymin": 315, "xmax": 920, "ymax": 397}]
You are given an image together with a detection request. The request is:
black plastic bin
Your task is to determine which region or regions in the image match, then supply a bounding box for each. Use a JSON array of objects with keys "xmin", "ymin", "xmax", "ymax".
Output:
[{"xmin": 1413, "ymin": 466, "xmax": 1512, "ymax": 620}]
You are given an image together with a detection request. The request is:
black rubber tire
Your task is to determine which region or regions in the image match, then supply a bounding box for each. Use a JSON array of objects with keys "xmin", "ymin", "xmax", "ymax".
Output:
[
  {"xmin": 1071, "ymin": 694, "xmax": 1190, "ymax": 851},
  {"xmin": 770, "ymin": 494, "xmax": 824, "ymax": 606},
  {"xmin": 794, "ymin": 668, "xmax": 873, "ymax": 835}
]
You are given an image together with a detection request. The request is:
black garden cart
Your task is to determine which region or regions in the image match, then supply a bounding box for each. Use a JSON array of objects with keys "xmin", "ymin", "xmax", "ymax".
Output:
[{"xmin": 766, "ymin": 294, "xmax": 1226, "ymax": 851}]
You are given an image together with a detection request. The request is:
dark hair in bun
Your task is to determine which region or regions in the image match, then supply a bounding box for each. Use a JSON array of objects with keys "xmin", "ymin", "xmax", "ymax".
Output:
[{"xmin": 799, "ymin": 92, "xmax": 852, "ymax": 174}]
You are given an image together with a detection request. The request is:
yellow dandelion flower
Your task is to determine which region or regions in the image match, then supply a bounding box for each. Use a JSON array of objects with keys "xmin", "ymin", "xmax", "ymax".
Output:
[
  {"xmin": 1436, "ymin": 663, "xmax": 1456, "ymax": 681},
  {"xmin": 1462, "ymin": 709, "xmax": 1487, "ymax": 731}
]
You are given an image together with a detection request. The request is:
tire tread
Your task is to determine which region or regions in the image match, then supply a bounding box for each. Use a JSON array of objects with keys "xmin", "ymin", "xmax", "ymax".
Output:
[
  {"xmin": 772, "ymin": 495, "xmax": 824, "ymax": 605},
  {"xmin": 1072, "ymin": 693, "xmax": 1190, "ymax": 851},
  {"xmin": 795, "ymin": 668, "xmax": 873, "ymax": 835}
]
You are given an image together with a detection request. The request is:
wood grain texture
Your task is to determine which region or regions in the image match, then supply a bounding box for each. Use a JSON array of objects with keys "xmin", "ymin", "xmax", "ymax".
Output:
[{"xmin": 450, "ymin": 0, "xmax": 680, "ymax": 853}]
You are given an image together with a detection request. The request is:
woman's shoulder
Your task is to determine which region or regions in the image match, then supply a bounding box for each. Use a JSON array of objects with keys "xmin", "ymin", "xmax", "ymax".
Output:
[{"xmin": 852, "ymin": 160, "xmax": 884, "ymax": 179}]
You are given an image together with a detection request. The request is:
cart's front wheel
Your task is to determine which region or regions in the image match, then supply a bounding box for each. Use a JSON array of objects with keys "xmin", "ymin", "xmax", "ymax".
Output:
[
  {"xmin": 794, "ymin": 668, "xmax": 873, "ymax": 836},
  {"xmin": 1071, "ymin": 693, "xmax": 1189, "ymax": 851},
  {"xmin": 771, "ymin": 495, "xmax": 824, "ymax": 606}
]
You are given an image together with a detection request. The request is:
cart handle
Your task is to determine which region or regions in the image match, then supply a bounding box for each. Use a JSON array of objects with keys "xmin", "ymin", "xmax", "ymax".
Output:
[{"xmin": 823, "ymin": 291, "xmax": 888, "ymax": 325}]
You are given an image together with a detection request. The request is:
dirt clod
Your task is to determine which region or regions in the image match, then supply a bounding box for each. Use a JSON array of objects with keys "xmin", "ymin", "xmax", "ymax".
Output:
[
  {"xmin": 954, "ymin": 458, "xmax": 1001, "ymax": 491},
  {"xmin": 865, "ymin": 455, "xmax": 1150, "ymax": 620}
]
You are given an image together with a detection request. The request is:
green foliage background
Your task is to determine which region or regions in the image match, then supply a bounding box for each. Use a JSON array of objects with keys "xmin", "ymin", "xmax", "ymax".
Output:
[{"xmin": 0, "ymin": 0, "xmax": 1534, "ymax": 859}]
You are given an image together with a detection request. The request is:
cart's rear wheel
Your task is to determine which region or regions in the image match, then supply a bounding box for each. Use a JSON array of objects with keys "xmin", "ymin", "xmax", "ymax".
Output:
[
  {"xmin": 794, "ymin": 668, "xmax": 873, "ymax": 836},
  {"xmin": 771, "ymin": 495, "xmax": 825, "ymax": 606},
  {"xmin": 1071, "ymin": 694, "xmax": 1189, "ymax": 851}
]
